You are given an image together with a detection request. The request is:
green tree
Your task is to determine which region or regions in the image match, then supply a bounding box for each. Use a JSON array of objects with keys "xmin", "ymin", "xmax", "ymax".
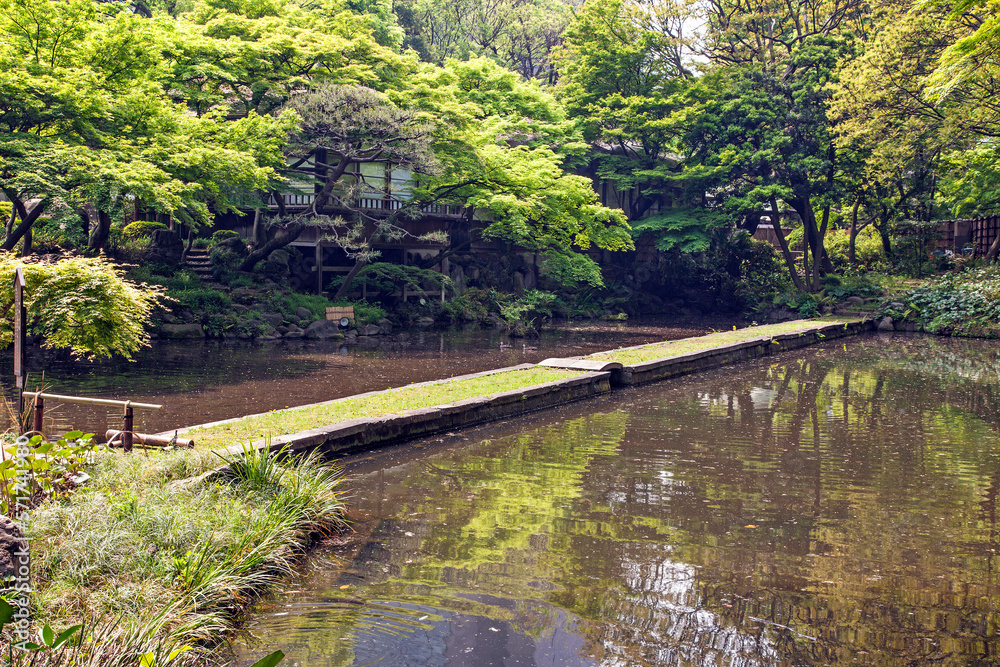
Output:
[
  {"xmin": 0, "ymin": 254, "xmax": 164, "ymax": 359},
  {"xmin": 394, "ymin": 0, "xmax": 574, "ymax": 81},
  {"xmin": 555, "ymin": 0, "xmax": 696, "ymax": 221},
  {"xmin": 831, "ymin": 7, "xmax": 966, "ymax": 260},
  {"xmin": 244, "ymin": 83, "xmax": 441, "ymax": 297},
  {"xmin": 402, "ymin": 58, "xmax": 634, "ymax": 287},
  {"xmin": 676, "ymin": 0, "xmax": 873, "ymax": 290},
  {"xmin": 0, "ymin": 0, "xmax": 292, "ymax": 254}
]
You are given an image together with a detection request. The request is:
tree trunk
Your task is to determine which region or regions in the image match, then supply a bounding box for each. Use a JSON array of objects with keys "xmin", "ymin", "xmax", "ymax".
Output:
[
  {"xmin": 252, "ymin": 208, "xmax": 266, "ymax": 245},
  {"xmin": 985, "ymin": 226, "xmax": 1000, "ymax": 263},
  {"xmin": 812, "ymin": 206, "xmax": 831, "ymax": 290},
  {"xmin": 20, "ymin": 227, "xmax": 32, "ymax": 256},
  {"xmin": 239, "ymin": 222, "xmax": 304, "ymax": 271},
  {"xmin": 87, "ymin": 210, "xmax": 112, "ymax": 252},
  {"xmin": 876, "ymin": 211, "xmax": 893, "ymax": 259},
  {"xmin": 769, "ymin": 197, "xmax": 806, "ymax": 292},
  {"xmin": 181, "ymin": 224, "xmax": 194, "ymax": 263},
  {"xmin": 77, "ymin": 207, "xmax": 91, "ymax": 240},
  {"xmin": 739, "ymin": 211, "xmax": 762, "ymax": 235},
  {"xmin": 5, "ymin": 204, "xmax": 15, "ymax": 238},
  {"xmin": 334, "ymin": 259, "xmax": 367, "ymax": 300},
  {"xmin": 2, "ymin": 196, "xmax": 49, "ymax": 251},
  {"xmin": 848, "ymin": 201, "xmax": 861, "ymax": 268}
]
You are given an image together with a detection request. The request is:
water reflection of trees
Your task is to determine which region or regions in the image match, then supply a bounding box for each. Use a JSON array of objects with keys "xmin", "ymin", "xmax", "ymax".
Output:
[
  {"xmin": 567, "ymin": 338, "xmax": 1000, "ymax": 665},
  {"xmin": 244, "ymin": 336, "xmax": 1000, "ymax": 666}
]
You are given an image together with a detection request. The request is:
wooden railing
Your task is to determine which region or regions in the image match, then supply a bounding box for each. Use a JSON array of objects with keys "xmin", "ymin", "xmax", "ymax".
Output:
[{"xmin": 267, "ymin": 193, "xmax": 460, "ymax": 216}]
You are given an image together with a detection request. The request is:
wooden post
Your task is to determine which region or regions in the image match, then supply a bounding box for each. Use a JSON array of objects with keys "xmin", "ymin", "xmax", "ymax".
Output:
[
  {"xmin": 122, "ymin": 403, "xmax": 134, "ymax": 453},
  {"xmin": 32, "ymin": 396, "xmax": 43, "ymax": 436},
  {"xmin": 13, "ymin": 267, "xmax": 25, "ymax": 395},
  {"xmin": 315, "ymin": 242, "xmax": 323, "ymax": 295}
]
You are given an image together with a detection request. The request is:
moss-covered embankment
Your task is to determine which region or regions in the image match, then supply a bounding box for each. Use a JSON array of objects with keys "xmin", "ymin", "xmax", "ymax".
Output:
[
  {"xmin": 573, "ymin": 317, "xmax": 872, "ymax": 386},
  {"xmin": 174, "ymin": 317, "xmax": 871, "ymax": 458}
]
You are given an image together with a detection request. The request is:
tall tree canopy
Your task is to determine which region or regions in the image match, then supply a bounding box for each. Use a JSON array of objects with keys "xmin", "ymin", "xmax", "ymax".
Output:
[{"xmin": 0, "ymin": 0, "xmax": 292, "ymax": 253}]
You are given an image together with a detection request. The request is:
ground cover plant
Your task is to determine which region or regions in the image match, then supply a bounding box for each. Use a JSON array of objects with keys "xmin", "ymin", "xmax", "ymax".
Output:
[
  {"xmin": 186, "ymin": 367, "xmax": 582, "ymax": 448},
  {"xmin": 891, "ymin": 266, "xmax": 1000, "ymax": 334},
  {"xmin": 588, "ymin": 318, "xmax": 861, "ymax": 366},
  {"xmin": 1, "ymin": 440, "xmax": 347, "ymax": 665}
]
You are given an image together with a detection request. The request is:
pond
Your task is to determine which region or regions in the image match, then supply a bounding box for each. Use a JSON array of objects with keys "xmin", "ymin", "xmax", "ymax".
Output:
[
  {"xmin": 1, "ymin": 319, "xmax": 724, "ymax": 438},
  {"xmin": 233, "ymin": 333, "xmax": 1000, "ymax": 666}
]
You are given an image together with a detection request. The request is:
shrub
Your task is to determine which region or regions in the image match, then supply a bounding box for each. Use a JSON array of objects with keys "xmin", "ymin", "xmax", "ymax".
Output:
[
  {"xmin": 209, "ymin": 248, "xmax": 242, "ymax": 284},
  {"xmin": 441, "ymin": 290, "xmax": 491, "ymax": 323},
  {"xmin": 0, "ymin": 254, "xmax": 164, "ymax": 360},
  {"xmin": 122, "ymin": 221, "xmax": 169, "ymax": 239},
  {"xmin": 173, "ymin": 288, "xmax": 232, "ymax": 313},
  {"xmin": 277, "ymin": 293, "xmax": 331, "ymax": 320},
  {"xmin": 210, "ymin": 230, "xmax": 240, "ymax": 245},
  {"xmin": 355, "ymin": 263, "xmax": 452, "ymax": 297},
  {"xmin": 823, "ymin": 274, "xmax": 883, "ymax": 302},
  {"xmin": 772, "ymin": 290, "xmax": 821, "ymax": 318},
  {"xmin": 0, "ymin": 432, "xmax": 103, "ymax": 514},
  {"xmin": 824, "ymin": 227, "xmax": 885, "ymax": 270},
  {"xmin": 735, "ymin": 236, "xmax": 789, "ymax": 312}
]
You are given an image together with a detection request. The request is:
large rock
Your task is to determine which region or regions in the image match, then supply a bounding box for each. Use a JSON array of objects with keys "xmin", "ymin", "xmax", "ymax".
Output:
[
  {"xmin": 304, "ymin": 319, "xmax": 341, "ymax": 339},
  {"xmin": 878, "ymin": 316, "xmax": 894, "ymax": 331},
  {"xmin": 845, "ymin": 296, "xmax": 865, "ymax": 307},
  {"xmin": 160, "ymin": 323, "xmax": 205, "ymax": 339},
  {"xmin": 146, "ymin": 229, "xmax": 184, "ymax": 264},
  {"xmin": 264, "ymin": 249, "xmax": 291, "ymax": 279},
  {"xmin": 360, "ymin": 323, "xmax": 381, "ymax": 336},
  {"xmin": 212, "ymin": 236, "xmax": 247, "ymax": 256},
  {"xmin": 295, "ymin": 307, "xmax": 314, "ymax": 321},
  {"xmin": 260, "ymin": 313, "xmax": 284, "ymax": 328},
  {"xmin": 0, "ymin": 515, "xmax": 27, "ymax": 579}
]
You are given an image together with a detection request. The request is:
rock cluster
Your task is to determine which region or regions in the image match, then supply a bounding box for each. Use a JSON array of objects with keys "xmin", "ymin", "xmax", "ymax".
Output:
[{"xmin": 0, "ymin": 515, "xmax": 27, "ymax": 580}]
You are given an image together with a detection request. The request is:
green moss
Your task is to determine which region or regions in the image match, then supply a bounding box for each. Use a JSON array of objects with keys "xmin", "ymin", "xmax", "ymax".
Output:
[
  {"xmin": 589, "ymin": 317, "xmax": 861, "ymax": 366},
  {"xmin": 188, "ymin": 367, "xmax": 583, "ymax": 448}
]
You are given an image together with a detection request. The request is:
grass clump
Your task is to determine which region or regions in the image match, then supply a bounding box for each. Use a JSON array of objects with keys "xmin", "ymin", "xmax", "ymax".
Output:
[
  {"xmin": 589, "ymin": 317, "xmax": 861, "ymax": 366},
  {"xmin": 187, "ymin": 367, "xmax": 582, "ymax": 449},
  {"xmin": 12, "ymin": 444, "xmax": 347, "ymax": 665}
]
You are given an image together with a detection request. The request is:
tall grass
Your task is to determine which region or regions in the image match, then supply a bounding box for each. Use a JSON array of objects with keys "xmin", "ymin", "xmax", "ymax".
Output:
[{"xmin": 14, "ymin": 445, "xmax": 348, "ymax": 665}]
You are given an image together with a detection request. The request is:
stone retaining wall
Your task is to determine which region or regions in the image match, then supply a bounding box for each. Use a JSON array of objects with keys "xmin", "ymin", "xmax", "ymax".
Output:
[{"xmin": 614, "ymin": 320, "xmax": 873, "ymax": 386}]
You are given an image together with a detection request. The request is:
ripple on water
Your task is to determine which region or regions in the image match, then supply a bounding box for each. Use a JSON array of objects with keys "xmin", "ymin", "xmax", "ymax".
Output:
[{"xmin": 235, "ymin": 335, "xmax": 1000, "ymax": 666}]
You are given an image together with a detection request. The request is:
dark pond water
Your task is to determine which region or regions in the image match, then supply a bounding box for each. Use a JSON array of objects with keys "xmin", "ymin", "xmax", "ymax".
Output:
[
  {"xmin": 1, "ymin": 320, "xmax": 724, "ymax": 438},
  {"xmin": 233, "ymin": 333, "xmax": 1000, "ymax": 666}
]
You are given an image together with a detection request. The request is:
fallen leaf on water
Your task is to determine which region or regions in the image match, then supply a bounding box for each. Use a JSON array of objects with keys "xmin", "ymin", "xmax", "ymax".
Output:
[
  {"xmin": 340, "ymin": 584, "xmax": 351, "ymax": 589},
  {"xmin": 744, "ymin": 525, "xmax": 759, "ymax": 528}
]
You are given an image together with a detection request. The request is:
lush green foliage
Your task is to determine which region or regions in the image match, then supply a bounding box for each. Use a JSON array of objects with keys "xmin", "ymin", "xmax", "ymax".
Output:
[
  {"xmin": 0, "ymin": 254, "xmax": 164, "ymax": 359},
  {"xmin": 0, "ymin": 431, "xmax": 101, "ymax": 515},
  {"xmin": 902, "ymin": 267, "xmax": 1000, "ymax": 332},
  {"xmin": 122, "ymin": 222, "xmax": 169, "ymax": 239},
  {"xmin": 354, "ymin": 262, "xmax": 452, "ymax": 296}
]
